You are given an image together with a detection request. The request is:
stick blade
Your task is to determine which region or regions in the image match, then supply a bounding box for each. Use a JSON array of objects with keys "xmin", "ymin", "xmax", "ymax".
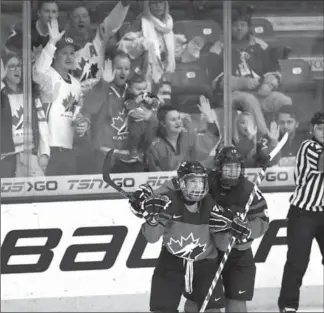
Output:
[
  {"xmin": 102, "ymin": 149, "xmax": 132, "ymax": 200},
  {"xmin": 102, "ymin": 149, "xmax": 115, "ymax": 184},
  {"xmin": 269, "ymin": 132, "xmax": 289, "ymax": 161}
]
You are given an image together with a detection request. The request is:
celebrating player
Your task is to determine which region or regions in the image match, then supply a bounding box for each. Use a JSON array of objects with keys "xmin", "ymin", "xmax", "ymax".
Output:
[
  {"xmin": 183, "ymin": 147, "xmax": 270, "ymax": 313},
  {"xmin": 131, "ymin": 161, "xmax": 227, "ymax": 312},
  {"xmin": 130, "ymin": 147, "xmax": 270, "ymax": 312},
  {"xmin": 278, "ymin": 112, "xmax": 324, "ymax": 313}
]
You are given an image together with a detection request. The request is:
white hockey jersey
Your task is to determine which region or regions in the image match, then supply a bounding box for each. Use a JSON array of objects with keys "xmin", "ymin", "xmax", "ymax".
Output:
[
  {"xmin": 72, "ymin": 29, "xmax": 104, "ymax": 94},
  {"xmin": 1, "ymin": 82, "xmax": 50, "ymax": 157},
  {"xmin": 33, "ymin": 42, "xmax": 82, "ymax": 150},
  {"xmin": 70, "ymin": 1, "xmax": 130, "ymax": 93}
]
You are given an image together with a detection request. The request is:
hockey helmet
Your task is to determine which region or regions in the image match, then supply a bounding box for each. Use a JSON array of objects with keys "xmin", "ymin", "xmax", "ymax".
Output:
[
  {"xmin": 177, "ymin": 161, "xmax": 209, "ymax": 202},
  {"xmin": 215, "ymin": 146, "xmax": 244, "ymax": 187}
]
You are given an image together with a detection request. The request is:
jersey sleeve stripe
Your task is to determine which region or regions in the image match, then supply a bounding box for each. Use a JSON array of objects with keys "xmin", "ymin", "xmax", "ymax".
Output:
[
  {"xmin": 247, "ymin": 200, "xmax": 267, "ymax": 215},
  {"xmin": 308, "ymin": 149, "xmax": 320, "ymax": 159}
]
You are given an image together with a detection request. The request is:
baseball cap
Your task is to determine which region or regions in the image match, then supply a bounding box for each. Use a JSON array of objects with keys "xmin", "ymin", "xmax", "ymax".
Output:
[{"xmin": 56, "ymin": 36, "xmax": 79, "ymax": 51}]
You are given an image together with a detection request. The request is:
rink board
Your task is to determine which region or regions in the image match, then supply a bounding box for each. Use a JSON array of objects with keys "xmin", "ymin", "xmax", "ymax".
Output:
[{"xmin": 1, "ymin": 193, "xmax": 323, "ymax": 311}]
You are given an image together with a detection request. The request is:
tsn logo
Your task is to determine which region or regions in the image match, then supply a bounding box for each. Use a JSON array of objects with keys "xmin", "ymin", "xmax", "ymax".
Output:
[
  {"xmin": 1, "ymin": 220, "xmax": 287, "ymax": 274},
  {"xmin": 1, "ymin": 181, "xmax": 58, "ymax": 193}
]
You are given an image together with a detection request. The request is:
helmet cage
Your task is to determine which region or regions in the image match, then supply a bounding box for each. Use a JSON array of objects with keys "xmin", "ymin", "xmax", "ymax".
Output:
[
  {"xmin": 215, "ymin": 147, "xmax": 245, "ymax": 187},
  {"xmin": 221, "ymin": 162, "xmax": 243, "ymax": 187},
  {"xmin": 179, "ymin": 173, "xmax": 209, "ymax": 202}
]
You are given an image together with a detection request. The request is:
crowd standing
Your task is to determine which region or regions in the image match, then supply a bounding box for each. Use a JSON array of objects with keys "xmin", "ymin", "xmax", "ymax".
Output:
[
  {"xmin": 1, "ymin": 2, "xmax": 323, "ymax": 313},
  {"xmin": 0, "ymin": 0, "xmax": 319, "ymax": 178}
]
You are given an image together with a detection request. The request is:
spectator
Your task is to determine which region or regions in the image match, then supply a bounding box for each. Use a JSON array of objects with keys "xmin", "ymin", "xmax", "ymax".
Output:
[
  {"xmin": 1, "ymin": 50, "xmax": 50, "ymax": 177},
  {"xmin": 118, "ymin": 0, "xmax": 205, "ymax": 89},
  {"xmin": 1, "ymin": 61, "xmax": 16, "ymax": 178},
  {"xmin": 65, "ymin": 0, "xmax": 131, "ymax": 174},
  {"xmin": 146, "ymin": 96, "xmax": 220, "ymax": 171},
  {"xmin": 33, "ymin": 19, "xmax": 89, "ymax": 176},
  {"xmin": 233, "ymin": 111, "xmax": 280, "ymax": 168},
  {"xmin": 65, "ymin": 0, "xmax": 131, "ymax": 94},
  {"xmin": 84, "ymin": 52, "xmax": 144, "ymax": 174},
  {"xmin": 208, "ymin": 4, "xmax": 292, "ymax": 137},
  {"xmin": 156, "ymin": 80, "xmax": 172, "ymax": 106},
  {"xmin": 277, "ymin": 106, "xmax": 308, "ymax": 166},
  {"xmin": 6, "ymin": 0, "xmax": 59, "ymax": 61},
  {"xmin": 124, "ymin": 74, "xmax": 160, "ymax": 160}
]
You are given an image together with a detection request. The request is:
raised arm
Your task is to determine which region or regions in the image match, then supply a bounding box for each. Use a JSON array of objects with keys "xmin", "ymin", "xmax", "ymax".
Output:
[
  {"xmin": 98, "ymin": 1, "xmax": 130, "ymax": 44},
  {"xmin": 33, "ymin": 19, "xmax": 65, "ymax": 93}
]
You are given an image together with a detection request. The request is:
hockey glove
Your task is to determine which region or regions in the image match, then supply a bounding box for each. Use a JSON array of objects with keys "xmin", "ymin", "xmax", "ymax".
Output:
[
  {"xmin": 142, "ymin": 195, "xmax": 172, "ymax": 227},
  {"xmin": 129, "ymin": 184, "xmax": 154, "ymax": 218},
  {"xmin": 231, "ymin": 216, "xmax": 251, "ymax": 243},
  {"xmin": 209, "ymin": 204, "xmax": 233, "ymax": 233}
]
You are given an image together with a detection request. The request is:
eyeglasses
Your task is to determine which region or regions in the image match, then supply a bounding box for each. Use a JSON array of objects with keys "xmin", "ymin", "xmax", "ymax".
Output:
[{"xmin": 7, "ymin": 64, "xmax": 22, "ymax": 71}]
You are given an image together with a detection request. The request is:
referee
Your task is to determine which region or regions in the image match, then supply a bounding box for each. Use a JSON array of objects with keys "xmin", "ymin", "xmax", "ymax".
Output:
[{"xmin": 278, "ymin": 112, "xmax": 324, "ymax": 313}]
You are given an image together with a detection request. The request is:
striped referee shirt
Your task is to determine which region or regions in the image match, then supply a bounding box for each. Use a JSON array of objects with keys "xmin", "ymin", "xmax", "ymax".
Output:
[{"xmin": 290, "ymin": 139, "xmax": 324, "ymax": 212}]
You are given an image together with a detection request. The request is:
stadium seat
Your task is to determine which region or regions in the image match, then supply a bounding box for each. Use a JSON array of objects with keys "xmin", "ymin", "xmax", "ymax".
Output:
[
  {"xmin": 171, "ymin": 62, "xmax": 211, "ymax": 95},
  {"xmin": 251, "ymin": 18, "xmax": 275, "ymax": 39},
  {"xmin": 170, "ymin": 62, "xmax": 212, "ymax": 113},
  {"xmin": 279, "ymin": 59, "xmax": 315, "ymax": 91},
  {"xmin": 174, "ymin": 20, "xmax": 222, "ymax": 47},
  {"xmin": 312, "ymin": 36, "xmax": 324, "ymax": 55},
  {"xmin": 279, "ymin": 59, "xmax": 318, "ymax": 131}
]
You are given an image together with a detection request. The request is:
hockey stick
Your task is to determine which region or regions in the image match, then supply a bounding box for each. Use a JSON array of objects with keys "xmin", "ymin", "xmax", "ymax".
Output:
[
  {"xmin": 102, "ymin": 149, "xmax": 172, "ymax": 220},
  {"xmin": 199, "ymin": 132, "xmax": 289, "ymax": 312},
  {"xmin": 102, "ymin": 149, "xmax": 134, "ymax": 200}
]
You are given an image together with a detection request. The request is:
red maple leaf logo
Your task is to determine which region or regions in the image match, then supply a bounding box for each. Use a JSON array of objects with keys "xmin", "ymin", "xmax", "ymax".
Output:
[
  {"xmin": 111, "ymin": 109, "xmax": 128, "ymax": 135},
  {"xmin": 62, "ymin": 92, "xmax": 77, "ymax": 113},
  {"xmin": 72, "ymin": 57, "xmax": 87, "ymax": 79},
  {"xmin": 78, "ymin": 57, "xmax": 87, "ymax": 70},
  {"xmin": 12, "ymin": 105, "xmax": 24, "ymax": 129},
  {"xmin": 168, "ymin": 233, "xmax": 207, "ymax": 260}
]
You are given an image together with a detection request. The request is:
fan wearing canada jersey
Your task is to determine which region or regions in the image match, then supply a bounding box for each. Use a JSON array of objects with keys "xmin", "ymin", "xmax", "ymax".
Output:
[
  {"xmin": 65, "ymin": 0, "xmax": 131, "ymax": 94},
  {"xmin": 6, "ymin": 0, "xmax": 60, "ymax": 60},
  {"xmin": 33, "ymin": 19, "xmax": 89, "ymax": 176}
]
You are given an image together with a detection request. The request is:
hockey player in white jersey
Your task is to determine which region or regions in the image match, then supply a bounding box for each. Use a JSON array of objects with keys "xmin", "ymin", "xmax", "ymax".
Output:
[{"xmin": 33, "ymin": 19, "xmax": 89, "ymax": 175}]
